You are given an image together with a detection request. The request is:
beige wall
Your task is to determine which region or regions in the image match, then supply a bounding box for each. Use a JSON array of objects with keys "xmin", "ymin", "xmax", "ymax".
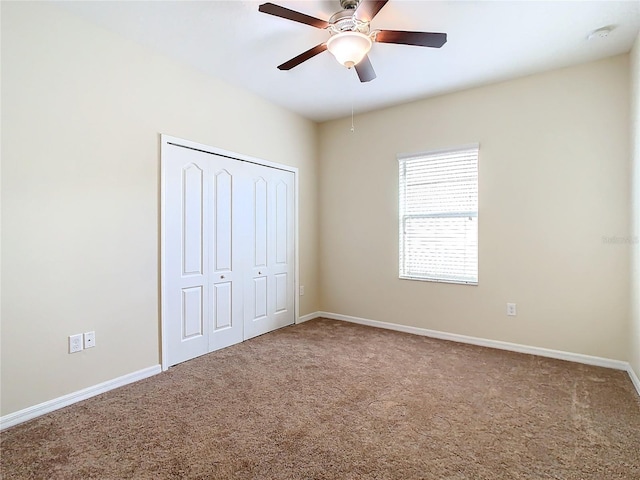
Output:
[
  {"xmin": 631, "ymin": 33, "xmax": 640, "ymax": 378},
  {"xmin": 318, "ymin": 55, "xmax": 631, "ymax": 361},
  {"xmin": 0, "ymin": 2, "xmax": 319, "ymax": 415}
]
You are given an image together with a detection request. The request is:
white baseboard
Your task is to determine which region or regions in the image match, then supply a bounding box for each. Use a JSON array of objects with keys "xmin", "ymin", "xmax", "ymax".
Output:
[
  {"xmin": 297, "ymin": 312, "xmax": 321, "ymax": 323},
  {"xmin": 315, "ymin": 312, "xmax": 638, "ymax": 394},
  {"xmin": 0, "ymin": 365, "xmax": 161, "ymax": 431},
  {"xmin": 4, "ymin": 315, "xmax": 637, "ymax": 431},
  {"xmin": 627, "ymin": 365, "xmax": 640, "ymax": 397}
]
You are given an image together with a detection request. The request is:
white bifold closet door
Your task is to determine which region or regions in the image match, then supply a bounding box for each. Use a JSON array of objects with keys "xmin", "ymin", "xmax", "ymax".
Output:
[{"xmin": 164, "ymin": 142, "xmax": 294, "ymax": 367}]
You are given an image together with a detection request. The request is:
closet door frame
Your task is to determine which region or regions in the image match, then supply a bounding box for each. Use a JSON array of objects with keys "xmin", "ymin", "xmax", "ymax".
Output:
[{"xmin": 160, "ymin": 134, "xmax": 299, "ymax": 372}]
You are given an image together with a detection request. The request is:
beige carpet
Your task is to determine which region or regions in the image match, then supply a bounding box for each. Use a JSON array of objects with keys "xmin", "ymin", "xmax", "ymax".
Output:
[{"xmin": 1, "ymin": 318, "xmax": 639, "ymax": 479}]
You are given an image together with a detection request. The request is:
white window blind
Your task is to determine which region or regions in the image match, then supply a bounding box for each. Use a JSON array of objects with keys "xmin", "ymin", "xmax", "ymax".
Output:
[{"xmin": 399, "ymin": 145, "xmax": 478, "ymax": 285}]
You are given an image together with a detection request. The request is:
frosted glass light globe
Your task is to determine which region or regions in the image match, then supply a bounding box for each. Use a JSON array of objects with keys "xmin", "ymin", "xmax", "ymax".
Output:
[{"xmin": 326, "ymin": 31, "xmax": 372, "ymax": 68}]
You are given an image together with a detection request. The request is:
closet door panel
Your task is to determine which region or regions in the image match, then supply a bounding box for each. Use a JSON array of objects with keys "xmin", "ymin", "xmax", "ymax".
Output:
[
  {"xmin": 269, "ymin": 171, "xmax": 295, "ymax": 329},
  {"xmin": 244, "ymin": 167, "xmax": 295, "ymax": 340},
  {"xmin": 208, "ymin": 162, "xmax": 244, "ymax": 352},
  {"xmin": 165, "ymin": 147, "xmax": 210, "ymax": 367}
]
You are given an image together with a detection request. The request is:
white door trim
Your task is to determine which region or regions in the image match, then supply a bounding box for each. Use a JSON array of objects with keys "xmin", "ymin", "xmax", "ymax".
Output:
[{"xmin": 160, "ymin": 134, "xmax": 299, "ymax": 371}]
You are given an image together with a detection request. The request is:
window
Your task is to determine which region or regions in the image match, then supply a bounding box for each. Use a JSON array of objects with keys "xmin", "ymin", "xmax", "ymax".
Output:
[{"xmin": 398, "ymin": 145, "xmax": 478, "ymax": 285}]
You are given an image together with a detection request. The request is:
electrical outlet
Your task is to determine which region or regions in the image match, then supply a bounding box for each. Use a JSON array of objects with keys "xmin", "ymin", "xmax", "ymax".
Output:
[
  {"xmin": 300, "ymin": 285, "xmax": 305, "ymax": 296},
  {"xmin": 507, "ymin": 303, "xmax": 517, "ymax": 316},
  {"xmin": 84, "ymin": 331, "xmax": 96, "ymax": 348},
  {"xmin": 69, "ymin": 334, "xmax": 83, "ymax": 353}
]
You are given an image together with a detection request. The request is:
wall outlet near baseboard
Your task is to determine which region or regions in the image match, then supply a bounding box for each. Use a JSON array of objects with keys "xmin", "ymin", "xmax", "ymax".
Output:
[
  {"xmin": 507, "ymin": 303, "xmax": 517, "ymax": 316},
  {"xmin": 69, "ymin": 334, "xmax": 83, "ymax": 353},
  {"xmin": 300, "ymin": 285, "xmax": 305, "ymax": 296}
]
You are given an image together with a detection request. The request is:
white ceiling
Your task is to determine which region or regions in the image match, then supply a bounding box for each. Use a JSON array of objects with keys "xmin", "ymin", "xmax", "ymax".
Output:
[{"xmin": 55, "ymin": 1, "xmax": 640, "ymax": 122}]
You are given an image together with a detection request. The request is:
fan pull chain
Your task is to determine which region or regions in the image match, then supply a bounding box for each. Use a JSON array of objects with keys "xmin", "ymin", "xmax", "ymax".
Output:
[
  {"xmin": 350, "ymin": 78, "xmax": 355, "ymax": 133},
  {"xmin": 351, "ymin": 101, "xmax": 355, "ymax": 133}
]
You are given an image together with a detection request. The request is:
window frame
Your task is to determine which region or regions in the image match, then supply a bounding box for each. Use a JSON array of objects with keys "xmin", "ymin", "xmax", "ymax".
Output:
[{"xmin": 398, "ymin": 144, "xmax": 479, "ymax": 286}]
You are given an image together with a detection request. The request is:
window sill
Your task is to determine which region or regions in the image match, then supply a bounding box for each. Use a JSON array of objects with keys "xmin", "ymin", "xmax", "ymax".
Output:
[{"xmin": 399, "ymin": 275, "xmax": 478, "ymax": 286}]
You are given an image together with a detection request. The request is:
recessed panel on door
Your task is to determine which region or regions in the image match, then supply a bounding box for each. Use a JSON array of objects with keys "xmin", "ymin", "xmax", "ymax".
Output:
[
  {"xmin": 254, "ymin": 276, "xmax": 267, "ymax": 319},
  {"xmin": 182, "ymin": 286, "xmax": 203, "ymax": 339},
  {"xmin": 275, "ymin": 273, "xmax": 287, "ymax": 313},
  {"xmin": 213, "ymin": 282, "xmax": 232, "ymax": 330},
  {"xmin": 275, "ymin": 181, "xmax": 287, "ymax": 265},
  {"xmin": 182, "ymin": 164, "xmax": 203, "ymax": 276},
  {"xmin": 214, "ymin": 169, "xmax": 232, "ymax": 272},
  {"xmin": 254, "ymin": 178, "xmax": 267, "ymax": 268}
]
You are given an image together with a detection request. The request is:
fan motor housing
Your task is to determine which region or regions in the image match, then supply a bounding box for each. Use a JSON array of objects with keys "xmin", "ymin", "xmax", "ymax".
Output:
[
  {"xmin": 329, "ymin": 9, "xmax": 370, "ymax": 35},
  {"xmin": 339, "ymin": 0, "xmax": 359, "ymax": 9}
]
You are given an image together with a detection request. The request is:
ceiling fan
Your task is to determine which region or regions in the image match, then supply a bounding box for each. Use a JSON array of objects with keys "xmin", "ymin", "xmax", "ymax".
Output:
[{"xmin": 258, "ymin": 0, "xmax": 447, "ymax": 82}]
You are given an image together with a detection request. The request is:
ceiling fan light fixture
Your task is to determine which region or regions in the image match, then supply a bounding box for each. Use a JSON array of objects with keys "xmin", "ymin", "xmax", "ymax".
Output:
[{"xmin": 326, "ymin": 31, "xmax": 372, "ymax": 68}]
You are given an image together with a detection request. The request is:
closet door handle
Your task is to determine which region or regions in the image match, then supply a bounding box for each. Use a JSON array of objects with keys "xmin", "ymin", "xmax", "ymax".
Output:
[
  {"xmin": 220, "ymin": 275, "xmax": 225, "ymax": 279},
  {"xmin": 258, "ymin": 271, "xmax": 262, "ymax": 275}
]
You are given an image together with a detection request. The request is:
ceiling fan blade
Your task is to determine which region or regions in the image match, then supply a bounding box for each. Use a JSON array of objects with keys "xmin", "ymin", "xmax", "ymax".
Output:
[
  {"xmin": 354, "ymin": 55, "xmax": 376, "ymax": 82},
  {"xmin": 277, "ymin": 43, "xmax": 327, "ymax": 70},
  {"xmin": 258, "ymin": 3, "xmax": 329, "ymax": 29},
  {"xmin": 354, "ymin": 0, "xmax": 389, "ymax": 22},
  {"xmin": 375, "ymin": 30, "xmax": 447, "ymax": 48}
]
